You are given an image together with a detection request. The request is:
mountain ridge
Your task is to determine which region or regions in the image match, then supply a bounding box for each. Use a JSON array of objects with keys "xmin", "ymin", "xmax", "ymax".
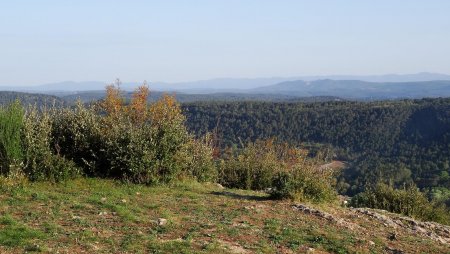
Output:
[
  {"xmin": 2, "ymin": 72, "xmax": 450, "ymax": 94},
  {"xmin": 251, "ymin": 79, "xmax": 450, "ymax": 99}
]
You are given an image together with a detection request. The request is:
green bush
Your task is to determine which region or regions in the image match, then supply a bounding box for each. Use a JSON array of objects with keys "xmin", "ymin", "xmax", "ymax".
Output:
[
  {"xmin": 271, "ymin": 165, "xmax": 336, "ymax": 202},
  {"xmin": 350, "ymin": 183, "xmax": 450, "ymax": 225},
  {"xmin": 218, "ymin": 139, "xmax": 337, "ymax": 202},
  {"xmin": 0, "ymin": 100, "xmax": 24, "ymax": 175},
  {"xmin": 175, "ymin": 133, "xmax": 217, "ymax": 182},
  {"xmin": 47, "ymin": 86, "xmax": 215, "ymax": 185},
  {"xmin": 22, "ymin": 106, "xmax": 80, "ymax": 182},
  {"xmin": 218, "ymin": 140, "xmax": 278, "ymax": 190},
  {"xmin": 146, "ymin": 95, "xmax": 190, "ymax": 183},
  {"xmin": 52, "ymin": 102, "xmax": 105, "ymax": 176}
]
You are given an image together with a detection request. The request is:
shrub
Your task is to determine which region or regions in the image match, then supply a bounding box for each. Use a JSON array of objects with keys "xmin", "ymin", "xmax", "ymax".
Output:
[
  {"xmin": 218, "ymin": 139, "xmax": 278, "ymax": 190},
  {"xmin": 271, "ymin": 163, "xmax": 336, "ymax": 202},
  {"xmin": 22, "ymin": 106, "xmax": 80, "ymax": 182},
  {"xmin": 49, "ymin": 83, "xmax": 215, "ymax": 185},
  {"xmin": 147, "ymin": 94, "xmax": 190, "ymax": 183},
  {"xmin": 218, "ymin": 139, "xmax": 337, "ymax": 202},
  {"xmin": 350, "ymin": 183, "xmax": 450, "ymax": 225},
  {"xmin": 0, "ymin": 100, "xmax": 24, "ymax": 175},
  {"xmin": 1, "ymin": 83, "xmax": 216, "ymax": 185},
  {"xmin": 102, "ymin": 119, "xmax": 157, "ymax": 183},
  {"xmin": 52, "ymin": 102, "xmax": 105, "ymax": 175},
  {"xmin": 175, "ymin": 133, "xmax": 217, "ymax": 182}
]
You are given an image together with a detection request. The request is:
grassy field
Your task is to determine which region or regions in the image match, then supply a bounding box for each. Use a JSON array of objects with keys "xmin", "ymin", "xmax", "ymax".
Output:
[{"xmin": 0, "ymin": 178, "xmax": 449, "ymax": 254}]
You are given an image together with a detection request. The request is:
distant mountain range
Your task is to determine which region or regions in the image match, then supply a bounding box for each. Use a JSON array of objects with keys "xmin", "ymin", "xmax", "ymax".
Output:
[
  {"xmin": 1, "ymin": 72, "xmax": 450, "ymax": 93},
  {"xmin": 251, "ymin": 80, "xmax": 450, "ymax": 99},
  {"xmin": 1, "ymin": 72, "xmax": 450, "ymax": 100}
]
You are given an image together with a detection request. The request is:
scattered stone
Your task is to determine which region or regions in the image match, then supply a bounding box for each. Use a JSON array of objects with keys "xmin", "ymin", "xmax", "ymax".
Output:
[
  {"xmin": 71, "ymin": 215, "xmax": 81, "ymax": 220},
  {"xmin": 159, "ymin": 238, "xmax": 184, "ymax": 243},
  {"xmin": 24, "ymin": 244, "xmax": 41, "ymax": 252},
  {"xmin": 388, "ymin": 232, "xmax": 398, "ymax": 241},
  {"xmin": 368, "ymin": 240, "xmax": 375, "ymax": 246},
  {"xmin": 352, "ymin": 208, "xmax": 400, "ymax": 228},
  {"xmin": 90, "ymin": 244, "xmax": 100, "ymax": 251},
  {"xmin": 292, "ymin": 204, "xmax": 358, "ymax": 230},
  {"xmin": 136, "ymin": 192, "xmax": 141, "ymax": 195},
  {"xmin": 101, "ymin": 197, "xmax": 107, "ymax": 202},
  {"xmin": 385, "ymin": 246, "xmax": 404, "ymax": 254},
  {"xmin": 216, "ymin": 183, "xmax": 225, "ymax": 189},
  {"xmin": 158, "ymin": 218, "xmax": 168, "ymax": 226},
  {"xmin": 98, "ymin": 211, "xmax": 107, "ymax": 216},
  {"xmin": 244, "ymin": 204, "xmax": 266, "ymax": 212},
  {"xmin": 121, "ymin": 199, "xmax": 127, "ymax": 203},
  {"xmin": 216, "ymin": 239, "xmax": 249, "ymax": 254},
  {"xmin": 232, "ymin": 221, "xmax": 250, "ymax": 228},
  {"xmin": 306, "ymin": 247, "xmax": 315, "ymax": 253},
  {"xmin": 352, "ymin": 208, "xmax": 450, "ymax": 244}
]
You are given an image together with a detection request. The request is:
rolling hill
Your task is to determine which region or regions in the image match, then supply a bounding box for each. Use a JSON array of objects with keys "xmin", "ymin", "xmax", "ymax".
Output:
[
  {"xmin": 0, "ymin": 91, "xmax": 65, "ymax": 107},
  {"xmin": 251, "ymin": 80, "xmax": 450, "ymax": 99}
]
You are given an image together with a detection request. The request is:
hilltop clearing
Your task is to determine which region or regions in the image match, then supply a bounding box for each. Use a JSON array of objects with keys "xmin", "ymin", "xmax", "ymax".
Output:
[{"xmin": 0, "ymin": 179, "xmax": 448, "ymax": 253}]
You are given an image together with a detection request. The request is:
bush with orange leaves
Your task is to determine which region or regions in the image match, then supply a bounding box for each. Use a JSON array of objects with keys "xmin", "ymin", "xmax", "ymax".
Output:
[
  {"xmin": 15, "ymin": 80, "xmax": 333, "ymax": 202},
  {"xmin": 51, "ymin": 81, "xmax": 216, "ymax": 184}
]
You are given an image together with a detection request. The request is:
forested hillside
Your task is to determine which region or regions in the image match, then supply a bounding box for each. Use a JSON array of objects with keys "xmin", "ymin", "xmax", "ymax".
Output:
[
  {"xmin": 0, "ymin": 91, "xmax": 64, "ymax": 107},
  {"xmin": 182, "ymin": 98, "xmax": 450, "ymax": 198}
]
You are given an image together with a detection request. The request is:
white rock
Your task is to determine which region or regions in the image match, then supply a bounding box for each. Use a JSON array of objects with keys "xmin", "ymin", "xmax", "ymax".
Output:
[{"xmin": 158, "ymin": 218, "xmax": 168, "ymax": 226}]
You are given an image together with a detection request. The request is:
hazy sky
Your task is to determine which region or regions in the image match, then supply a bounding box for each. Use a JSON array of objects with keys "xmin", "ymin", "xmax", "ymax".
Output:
[{"xmin": 1, "ymin": 0, "xmax": 450, "ymax": 86}]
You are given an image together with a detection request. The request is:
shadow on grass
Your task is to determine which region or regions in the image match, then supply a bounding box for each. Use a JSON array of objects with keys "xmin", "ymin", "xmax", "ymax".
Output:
[{"xmin": 210, "ymin": 191, "xmax": 272, "ymax": 201}]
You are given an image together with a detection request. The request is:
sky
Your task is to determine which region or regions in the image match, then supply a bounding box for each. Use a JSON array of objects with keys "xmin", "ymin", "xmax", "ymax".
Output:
[{"xmin": 1, "ymin": 0, "xmax": 450, "ymax": 86}]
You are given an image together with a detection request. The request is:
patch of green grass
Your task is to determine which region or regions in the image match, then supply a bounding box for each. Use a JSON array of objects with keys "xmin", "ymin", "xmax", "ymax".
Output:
[
  {"xmin": 147, "ymin": 240, "xmax": 194, "ymax": 254},
  {"xmin": 112, "ymin": 204, "xmax": 140, "ymax": 222},
  {"xmin": 201, "ymin": 240, "xmax": 225, "ymax": 252},
  {"xmin": 42, "ymin": 221, "xmax": 60, "ymax": 235},
  {"xmin": 0, "ymin": 215, "xmax": 16, "ymax": 226},
  {"xmin": 120, "ymin": 233, "xmax": 146, "ymax": 253},
  {"xmin": 307, "ymin": 233, "xmax": 349, "ymax": 254},
  {"xmin": 0, "ymin": 216, "xmax": 45, "ymax": 247},
  {"xmin": 225, "ymin": 227, "xmax": 239, "ymax": 237}
]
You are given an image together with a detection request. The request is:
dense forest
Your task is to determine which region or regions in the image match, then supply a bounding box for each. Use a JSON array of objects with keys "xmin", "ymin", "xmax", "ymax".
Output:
[{"xmin": 182, "ymin": 98, "xmax": 450, "ymax": 201}]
